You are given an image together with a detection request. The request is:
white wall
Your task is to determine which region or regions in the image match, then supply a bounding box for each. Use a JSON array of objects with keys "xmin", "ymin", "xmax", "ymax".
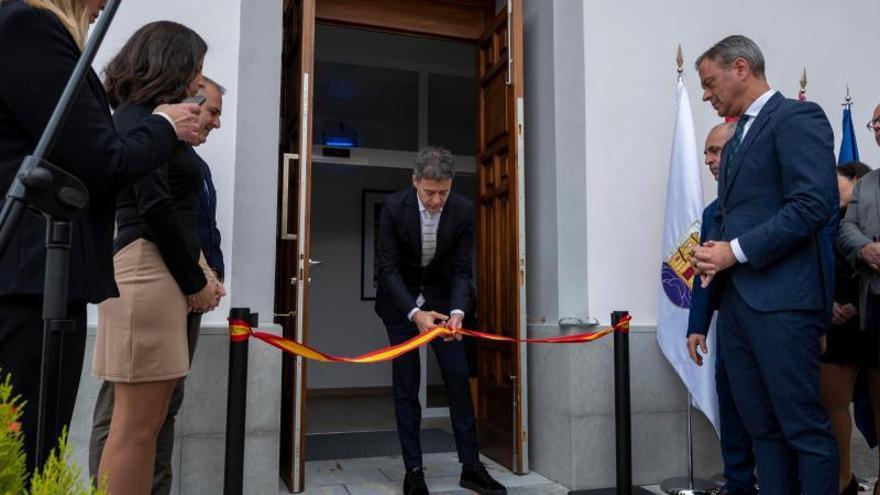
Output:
[{"xmin": 582, "ymin": 0, "xmax": 880, "ymax": 325}]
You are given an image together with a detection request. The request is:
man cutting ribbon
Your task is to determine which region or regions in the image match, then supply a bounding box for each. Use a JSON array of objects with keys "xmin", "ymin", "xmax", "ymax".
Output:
[{"xmin": 374, "ymin": 146, "xmax": 506, "ymax": 495}]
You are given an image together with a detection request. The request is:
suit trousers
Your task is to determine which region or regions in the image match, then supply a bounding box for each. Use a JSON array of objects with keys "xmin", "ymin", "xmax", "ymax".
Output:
[
  {"xmin": 715, "ymin": 327, "xmax": 757, "ymax": 494},
  {"xmin": 0, "ymin": 295, "xmax": 87, "ymax": 476},
  {"xmin": 385, "ymin": 318, "xmax": 479, "ymax": 470},
  {"xmin": 718, "ymin": 281, "xmax": 837, "ymax": 495},
  {"xmin": 89, "ymin": 311, "xmax": 201, "ymax": 494}
]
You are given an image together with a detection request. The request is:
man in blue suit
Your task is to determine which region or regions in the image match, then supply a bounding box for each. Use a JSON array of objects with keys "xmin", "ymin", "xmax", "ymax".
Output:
[
  {"xmin": 688, "ymin": 121, "xmax": 756, "ymax": 495},
  {"xmin": 691, "ymin": 35, "xmax": 838, "ymax": 494}
]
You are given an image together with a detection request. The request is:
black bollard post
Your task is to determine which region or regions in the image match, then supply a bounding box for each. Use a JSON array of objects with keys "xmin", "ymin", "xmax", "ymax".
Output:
[
  {"xmin": 224, "ymin": 307, "xmax": 252, "ymax": 495},
  {"xmin": 568, "ymin": 311, "xmax": 650, "ymax": 495},
  {"xmin": 612, "ymin": 310, "xmax": 632, "ymax": 494}
]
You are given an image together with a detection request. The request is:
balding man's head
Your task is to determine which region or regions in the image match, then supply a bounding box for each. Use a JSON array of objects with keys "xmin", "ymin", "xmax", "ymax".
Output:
[{"xmin": 704, "ymin": 121, "xmax": 735, "ymax": 180}]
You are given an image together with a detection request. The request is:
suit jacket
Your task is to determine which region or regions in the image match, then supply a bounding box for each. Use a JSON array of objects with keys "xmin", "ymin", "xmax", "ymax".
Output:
[
  {"xmin": 374, "ymin": 188, "xmax": 474, "ymax": 324},
  {"xmin": 0, "ymin": 0, "xmax": 177, "ymax": 303},
  {"xmin": 706, "ymin": 92, "xmax": 837, "ymax": 314},
  {"xmin": 196, "ymin": 154, "xmax": 224, "ymax": 280},
  {"xmin": 838, "ymin": 170, "xmax": 880, "ymax": 330},
  {"xmin": 687, "ymin": 199, "xmax": 718, "ymax": 337}
]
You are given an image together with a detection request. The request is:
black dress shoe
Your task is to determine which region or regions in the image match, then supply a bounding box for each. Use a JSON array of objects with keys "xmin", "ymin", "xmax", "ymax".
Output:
[
  {"xmin": 460, "ymin": 463, "xmax": 507, "ymax": 495},
  {"xmin": 404, "ymin": 468, "xmax": 429, "ymax": 495},
  {"xmin": 840, "ymin": 476, "xmax": 858, "ymax": 495},
  {"xmin": 719, "ymin": 488, "xmax": 758, "ymax": 495}
]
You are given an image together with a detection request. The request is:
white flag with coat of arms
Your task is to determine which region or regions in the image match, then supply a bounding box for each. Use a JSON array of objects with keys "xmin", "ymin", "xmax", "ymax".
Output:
[{"xmin": 656, "ymin": 76, "xmax": 720, "ymax": 434}]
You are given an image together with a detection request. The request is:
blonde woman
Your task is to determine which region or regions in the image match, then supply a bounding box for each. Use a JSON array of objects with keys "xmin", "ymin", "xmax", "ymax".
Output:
[{"xmin": 0, "ymin": 0, "xmax": 201, "ymax": 476}]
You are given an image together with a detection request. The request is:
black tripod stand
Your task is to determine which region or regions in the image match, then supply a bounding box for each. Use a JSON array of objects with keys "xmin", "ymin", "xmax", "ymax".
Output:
[{"xmin": 0, "ymin": 0, "xmax": 121, "ymax": 467}]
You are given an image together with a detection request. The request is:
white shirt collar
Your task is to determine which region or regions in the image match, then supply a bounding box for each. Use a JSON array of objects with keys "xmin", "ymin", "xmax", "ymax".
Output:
[{"xmin": 743, "ymin": 88, "xmax": 777, "ymax": 119}]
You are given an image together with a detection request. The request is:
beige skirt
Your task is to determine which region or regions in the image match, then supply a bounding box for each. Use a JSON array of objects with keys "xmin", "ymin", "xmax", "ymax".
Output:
[{"xmin": 93, "ymin": 239, "xmax": 213, "ymax": 383}]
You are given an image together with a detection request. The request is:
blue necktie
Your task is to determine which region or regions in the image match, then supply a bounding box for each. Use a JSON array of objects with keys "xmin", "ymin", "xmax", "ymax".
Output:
[{"xmin": 725, "ymin": 115, "xmax": 750, "ymax": 182}]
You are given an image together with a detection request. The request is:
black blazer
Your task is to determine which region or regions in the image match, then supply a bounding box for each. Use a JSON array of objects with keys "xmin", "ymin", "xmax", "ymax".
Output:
[
  {"xmin": 196, "ymin": 154, "xmax": 224, "ymax": 280},
  {"xmin": 374, "ymin": 187, "xmax": 474, "ymax": 324},
  {"xmin": 114, "ymin": 103, "xmax": 207, "ymax": 296},
  {"xmin": 0, "ymin": 0, "xmax": 177, "ymax": 303}
]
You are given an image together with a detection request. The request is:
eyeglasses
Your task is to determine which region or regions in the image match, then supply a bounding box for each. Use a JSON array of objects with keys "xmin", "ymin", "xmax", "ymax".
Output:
[{"xmin": 867, "ymin": 118, "xmax": 880, "ymax": 131}]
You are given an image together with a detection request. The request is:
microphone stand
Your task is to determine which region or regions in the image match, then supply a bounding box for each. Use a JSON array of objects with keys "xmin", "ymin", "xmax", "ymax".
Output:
[{"xmin": 0, "ymin": 0, "xmax": 121, "ymax": 466}]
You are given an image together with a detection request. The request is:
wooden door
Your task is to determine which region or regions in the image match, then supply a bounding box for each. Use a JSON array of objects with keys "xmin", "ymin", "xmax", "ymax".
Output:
[
  {"xmin": 475, "ymin": 0, "xmax": 527, "ymax": 474},
  {"xmin": 276, "ymin": 0, "xmax": 316, "ymax": 492}
]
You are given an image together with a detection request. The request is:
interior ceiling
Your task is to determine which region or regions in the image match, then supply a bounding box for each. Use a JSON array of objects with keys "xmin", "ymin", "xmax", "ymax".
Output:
[
  {"xmin": 311, "ymin": 24, "xmax": 476, "ymax": 153},
  {"xmin": 314, "ymin": 62, "xmax": 418, "ymax": 123}
]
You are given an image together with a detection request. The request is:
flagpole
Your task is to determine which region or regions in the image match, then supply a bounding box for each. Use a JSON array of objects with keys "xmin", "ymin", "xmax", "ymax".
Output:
[
  {"xmin": 659, "ymin": 44, "xmax": 721, "ymax": 495},
  {"xmin": 660, "ymin": 390, "xmax": 719, "ymax": 495},
  {"xmin": 838, "ymin": 86, "xmax": 860, "ymax": 164},
  {"xmin": 687, "ymin": 394, "xmax": 694, "ymax": 489}
]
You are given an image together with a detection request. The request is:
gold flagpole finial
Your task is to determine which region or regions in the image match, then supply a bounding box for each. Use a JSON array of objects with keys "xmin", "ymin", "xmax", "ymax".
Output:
[
  {"xmin": 799, "ymin": 67, "xmax": 807, "ymax": 92},
  {"xmin": 676, "ymin": 44, "xmax": 684, "ymax": 76}
]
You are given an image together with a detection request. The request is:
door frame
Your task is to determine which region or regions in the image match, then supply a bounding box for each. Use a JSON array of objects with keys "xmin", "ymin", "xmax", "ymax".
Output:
[
  {"xmin": 277, "ymin": 0, "xmax": 528, "ymax": 491},
  {"xmin": 276, "ymin": 0, "xmax": 316, "ymax": 492}
]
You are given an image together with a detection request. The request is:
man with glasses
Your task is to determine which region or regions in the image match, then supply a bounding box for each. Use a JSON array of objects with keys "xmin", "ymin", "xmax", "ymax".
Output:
[{"xmin": 867, "ymin": 105, "xmax": 880, "ymax": 143}]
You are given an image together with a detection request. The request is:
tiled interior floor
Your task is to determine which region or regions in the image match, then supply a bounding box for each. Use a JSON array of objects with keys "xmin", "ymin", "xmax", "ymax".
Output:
[
  {"xmin": 306, "ymin": 393, "xmax": 456, "ymax": 434},
  {"xmin": 299, "ymin": 393, "xmax": 566, "ymax": 493}
]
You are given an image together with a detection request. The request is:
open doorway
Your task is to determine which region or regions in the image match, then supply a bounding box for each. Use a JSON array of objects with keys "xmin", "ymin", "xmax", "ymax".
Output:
[
  {"xmin": 275, "ymin": 1, "xmax": 526, "ymax": 492},
  {"xmin": 304, "ymin": 24, "xmax": 478, "ymax": 460}
]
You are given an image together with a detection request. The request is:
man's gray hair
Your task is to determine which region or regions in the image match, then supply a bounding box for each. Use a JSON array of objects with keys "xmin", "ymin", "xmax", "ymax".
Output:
[
  {"xmin": 695, "ymin": 35, "xmax": 766, "ymax": 79},
  {"xmin": 202, "ymin": 75, "xmax": 227, "ymax": 95},
  {"xmin": 414, "ymin": 146, "xmax": 455, "ymax": 180}
]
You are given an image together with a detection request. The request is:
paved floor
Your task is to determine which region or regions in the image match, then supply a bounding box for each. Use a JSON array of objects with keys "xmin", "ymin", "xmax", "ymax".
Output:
[
  {"xmin": 298, "ymin": 395, "xmax": 880, "ymax": 494},
  {"xmin": 291, "ymin": 452, "xmax": 566, "ymax": 494},
  {"xmin": 299, "ymin": 395, "xmax": 681, "ymax": 494},
  {"xmin": 286, "ymin": 452, "xmax": 686, "ymax": 495}
]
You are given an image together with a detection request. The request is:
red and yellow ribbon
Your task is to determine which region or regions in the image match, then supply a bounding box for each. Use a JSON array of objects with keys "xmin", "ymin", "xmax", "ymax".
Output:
[{"xmin": 228, "ymin": 315, "xmax": 631, "ymax": 364}]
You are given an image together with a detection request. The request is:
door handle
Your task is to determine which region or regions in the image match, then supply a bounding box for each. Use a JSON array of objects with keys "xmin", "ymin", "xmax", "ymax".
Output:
[
  {"xmin": 280, "ymin": 152, "xmax": 299, "ymax": 241},
  {"xmin": 309, "ymin": 259, "xmax": 323, "ymax": 267}
]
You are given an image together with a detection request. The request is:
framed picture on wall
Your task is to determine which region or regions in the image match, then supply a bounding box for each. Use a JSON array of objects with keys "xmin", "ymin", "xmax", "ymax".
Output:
[{"xmin": 361, "ymin": 190, "xmax": 391, "ymax": 300}]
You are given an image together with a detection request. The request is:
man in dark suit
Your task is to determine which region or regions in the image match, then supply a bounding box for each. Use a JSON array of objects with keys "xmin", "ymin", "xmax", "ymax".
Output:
[
  {"xmin": 375, "ymin": 147, "xmax": 505, "ymax": 495},
  {"xmin": 88, "ymin": 76, "xmax": 226, "ymax": 495},
  {"xmin": 687, "ymin": 121, "xmax": 756, "ymax": 495},
  {"xmin": 692, "ymin": 35, "xmax": 838, "ymax": 494}
]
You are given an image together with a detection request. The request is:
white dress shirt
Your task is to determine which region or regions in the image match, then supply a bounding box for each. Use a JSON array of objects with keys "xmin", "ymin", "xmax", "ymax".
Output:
[
  {"xmin": 729, "ymin": 89, "xmax": 777, "ymax": 264},
  {"xmin": 407, "ymin": 195, "xmax": 465, "ymax": 322}
]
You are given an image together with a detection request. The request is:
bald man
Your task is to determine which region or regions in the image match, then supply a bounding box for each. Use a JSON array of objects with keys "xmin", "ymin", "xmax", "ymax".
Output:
[{"xmin": 687, "ymin": 122, "xmax": 757, "ymax": 495}]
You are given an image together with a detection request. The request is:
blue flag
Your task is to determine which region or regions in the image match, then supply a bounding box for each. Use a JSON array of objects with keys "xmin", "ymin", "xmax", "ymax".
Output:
[{"xmin": 839, "ymin": 106, "xmax": 860, "ymax": 164}]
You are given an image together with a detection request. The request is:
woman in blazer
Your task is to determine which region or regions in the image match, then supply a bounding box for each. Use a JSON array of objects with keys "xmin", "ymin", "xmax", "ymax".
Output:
[
  {"xmin": 92, "ymin": 21, "xmax": 222, "ymax": 493},
  {"xmin": 0, "ymin": 0, "xmax": 200, "ymax": 474}
]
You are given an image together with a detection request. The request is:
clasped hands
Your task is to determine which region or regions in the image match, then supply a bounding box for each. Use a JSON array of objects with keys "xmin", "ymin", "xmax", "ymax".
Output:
[
  {"xmin": 187, "ymin": 279, "xmax": 226, "ymax": 314},
  {"xmin": 413, "ymin": 310, "xmax": 463, "ymax": 342},
  {"xmin": 691, "ymin": 240, "xmax": 737, "ymax": 288}
]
